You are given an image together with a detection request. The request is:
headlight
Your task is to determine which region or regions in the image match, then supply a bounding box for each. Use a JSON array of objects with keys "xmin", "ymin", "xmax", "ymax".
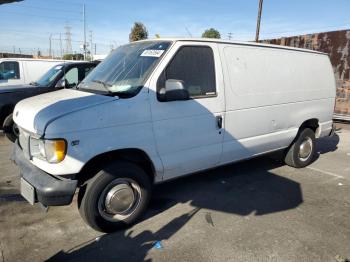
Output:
[
  {"xmin": 30, "ymin": 137, "xmax": 46, "ymax": 159},
  {"xmin": 30, "ymin": 138, "xmax": 67, "ymax": 163}
]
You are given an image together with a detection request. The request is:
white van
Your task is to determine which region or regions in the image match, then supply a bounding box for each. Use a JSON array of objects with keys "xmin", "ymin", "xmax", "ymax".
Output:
[
  {"xmin": 0, "ymin": 58, "xmax": 65, "ymax": 86},
  {"xmin": 12, "ymin": 38, "xmax": 336, "ymax": 232}
]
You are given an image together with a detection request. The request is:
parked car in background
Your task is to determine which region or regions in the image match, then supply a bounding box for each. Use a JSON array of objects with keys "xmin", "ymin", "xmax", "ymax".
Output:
[
  {"xmin": 12, "ymin": 39, "xmax": 335, "ymax": 232},
  {"xmin": 0, "ymin": 58, "xmax": 70, "ymax": 87},
  {"xmin": 1, "ymin": 61, "xmax": 98, "ymax": 142}
]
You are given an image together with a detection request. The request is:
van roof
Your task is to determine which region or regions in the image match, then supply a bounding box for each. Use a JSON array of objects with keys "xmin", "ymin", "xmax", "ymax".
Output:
[
  {"xmin": 138, "ymin": 38, "xmax": 327, "ymax": 55},
  {"xmin": 0, "ymin": 58, "xmax": 87, "ymax": 62}
]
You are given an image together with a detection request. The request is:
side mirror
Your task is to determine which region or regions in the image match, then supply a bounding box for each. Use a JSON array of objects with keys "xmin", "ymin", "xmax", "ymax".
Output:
[
  {"xmin": 55, "ymin": 79, "xmax": 68, "ymax": 88},
  {"xmin": 163, "ymin": 79, "xmax": 190, "ymax": 102}
]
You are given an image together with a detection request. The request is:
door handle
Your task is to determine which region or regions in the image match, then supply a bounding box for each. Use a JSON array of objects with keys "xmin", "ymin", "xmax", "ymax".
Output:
[{"xmin": 216, "ymin": 115, "xmax": 223, "ymax": 129}]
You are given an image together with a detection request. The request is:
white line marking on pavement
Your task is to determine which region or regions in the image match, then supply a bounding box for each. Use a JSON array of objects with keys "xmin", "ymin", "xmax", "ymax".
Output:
[{"xmin": 306, "ymin": 166, "xmax": 344, "ymax": 179}]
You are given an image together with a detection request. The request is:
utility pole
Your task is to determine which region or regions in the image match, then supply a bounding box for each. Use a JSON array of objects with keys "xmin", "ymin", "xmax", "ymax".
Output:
[
  {"xmin": 83, "ymin": 3, "xmax": 87, "ymax": 60},
  {"xmin": 255, "ymin": 0, "xmax": 264, "ymax": 42},
  {"xmin": 49, "ymin": 34, "xmax": 52, "ymax": 58},
  {"xmin": 94, "ymin": 43, "xmax": 96, "ymax": 55},
  {"xmin": 89, "ymin": 30, "xmax": 93, "ymax": 60},
  {"xmin": 59, "ymin": 33, "xmax": 63, "ymax": 59},
  {"xmin": 227, "ymin": 32, "xmax": 233, "ymax": 40},
  {"xmin": 65, "ymin": 25, "xmax": 73, "ymax": 54}
]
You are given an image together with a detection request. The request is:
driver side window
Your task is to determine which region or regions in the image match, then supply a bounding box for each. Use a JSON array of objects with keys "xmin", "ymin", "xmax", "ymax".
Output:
[
  {"xmin": 157, "ymin": 46, "xmax": 216, "ymax": 100},
  {"xmin": 63, "ymin": 67, "xmax": 78, "ymax": 88}
]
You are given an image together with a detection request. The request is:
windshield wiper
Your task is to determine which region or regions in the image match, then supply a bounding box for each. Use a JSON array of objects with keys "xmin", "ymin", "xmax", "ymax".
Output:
[
  {"xmin": 91, "ymin": 79, "xmax": 113, "ymax": 94},
  {"xmin": 89, "ymin": 79, "xmax": 134, "ymax": 98}
]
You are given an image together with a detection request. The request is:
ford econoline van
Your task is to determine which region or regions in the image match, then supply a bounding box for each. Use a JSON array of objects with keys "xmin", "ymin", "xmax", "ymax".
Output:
[{"xmin": 12, "ymin": 39, "xmax": 336, "ymax": 232}]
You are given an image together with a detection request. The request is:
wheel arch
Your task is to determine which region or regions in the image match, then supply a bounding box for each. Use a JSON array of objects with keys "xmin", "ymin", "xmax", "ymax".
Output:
[
  {"xmin": 76, "ymin": 148, "xmax": 156, "ymax": 186},
  {"xmin": 0, "ymin": 104, "xmax": 15, "ymax": 127},
  {"xmin": 299, "ymin": 118, "xmax": 320, "ymax": 137}
]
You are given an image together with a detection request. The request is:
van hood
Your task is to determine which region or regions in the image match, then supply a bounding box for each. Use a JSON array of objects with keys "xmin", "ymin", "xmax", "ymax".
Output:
[
  {"xmin": 13, "ymin": 89, "xmax": 117, "ymax": 135},
  {"xmin": 0, "ymin": 84, "xmax": 35, "ymax": 94}
]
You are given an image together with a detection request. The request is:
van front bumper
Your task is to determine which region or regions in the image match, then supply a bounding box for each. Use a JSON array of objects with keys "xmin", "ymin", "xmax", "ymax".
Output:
[{"xmin": 11, "ymin": 141, "xmax": 78, "ymax": 206}]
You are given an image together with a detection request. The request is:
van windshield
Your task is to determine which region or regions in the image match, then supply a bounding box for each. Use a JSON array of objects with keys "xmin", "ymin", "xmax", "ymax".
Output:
[
  {"xmin": 33, "ymin": 65, "xmax": 63, "ymax": 87},
  {"xmin": 78, "ymin": 41, "xmax": 171, "ymax": 97}
]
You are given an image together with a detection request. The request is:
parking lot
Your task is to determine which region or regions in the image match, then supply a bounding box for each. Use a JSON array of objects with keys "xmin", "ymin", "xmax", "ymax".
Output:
[{"xmin": 0, "ymin": 124, "xmax": 349, "ymax": 262}]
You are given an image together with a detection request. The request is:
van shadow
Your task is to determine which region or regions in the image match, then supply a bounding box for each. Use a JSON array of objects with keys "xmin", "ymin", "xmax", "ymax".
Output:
[
  {"xmin": 48, "ymin": 155, "xmax": 303, "ymax": 262},
  {"xmin": 315, "ymin": 132, "xmax": 339, "ymax": 155}
]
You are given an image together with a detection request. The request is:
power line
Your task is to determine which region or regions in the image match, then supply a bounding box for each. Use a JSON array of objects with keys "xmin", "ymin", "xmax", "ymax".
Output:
[
  {"xmin": 31, "ymin": 0, "xmax": 82, "ymax": 7},
  {"xmin": 1, "ymin": 11, "xmax": 82, "ymax": 21},
  {"xmin": 185, "ymin": 27, "xmax": 193, "ymax": 37},
  {"xmin": 14, "ymin": 5, "xmax": 81, "ymax": 14}
]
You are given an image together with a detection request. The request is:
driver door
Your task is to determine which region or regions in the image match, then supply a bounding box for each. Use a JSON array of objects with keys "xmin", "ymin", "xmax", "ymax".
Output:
[{"xmin": 149, "ymin": 42, "xmax": 225, "ymax": 180}]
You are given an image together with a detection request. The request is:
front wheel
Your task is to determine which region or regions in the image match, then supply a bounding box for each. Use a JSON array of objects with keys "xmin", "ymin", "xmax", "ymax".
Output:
[
  {"xmin": 284, "ymin": 128, "xmax": 316, "ymax": 168},
  {"xmin": 78, "ymin": 161, "xmax": 152, "ymax": 232},
  {"xmin": 3, "ymin": 113, "xmax": 19, "ymax": 143}
]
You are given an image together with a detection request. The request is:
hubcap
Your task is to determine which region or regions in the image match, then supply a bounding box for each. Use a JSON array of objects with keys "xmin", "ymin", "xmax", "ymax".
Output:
[
  {"xmin": 98, "ymin": 178, "xmax": 141, "ymax": 221},
  {"xmin": 299, "ymin": 137, "xmax": 313, "ymax": 161},
  {"xmin": 105, "ymin": 184, "xmax": 135, "ymax": 214}
]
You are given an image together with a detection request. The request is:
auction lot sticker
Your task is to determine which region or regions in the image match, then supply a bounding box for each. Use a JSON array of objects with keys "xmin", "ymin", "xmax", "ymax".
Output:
[{"xmin": 141, "ymin": 50, "xmax": 164, "ymax": 57}]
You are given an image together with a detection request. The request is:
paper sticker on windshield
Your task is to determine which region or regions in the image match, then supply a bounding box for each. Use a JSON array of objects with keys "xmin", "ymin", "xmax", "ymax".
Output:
[{"xmin": 140, "ymin": 50, "xmax": 164, "ymax": 57}]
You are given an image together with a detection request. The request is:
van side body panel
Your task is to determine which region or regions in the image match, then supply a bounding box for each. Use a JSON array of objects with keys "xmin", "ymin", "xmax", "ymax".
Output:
[
  {"xmin": 219, "ymin": 44, "xmax": 335, "ymax": 164},
  {"xmin": 22, "ymin": 60, "xmax": 62, "ymax": 84}
]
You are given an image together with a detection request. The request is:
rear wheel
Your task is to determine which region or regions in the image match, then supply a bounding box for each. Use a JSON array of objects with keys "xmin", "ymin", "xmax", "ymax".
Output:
[
  {"xmin": 3, "ymin": 113, "xmax": 19, "ymax": 143},
  {"xmin": 284, "ymin": 128, "xmax": 316, "ymax": 168},
  {"xmin": 78, "ymin": 161, "xmax": 152, "ymax": 232}
]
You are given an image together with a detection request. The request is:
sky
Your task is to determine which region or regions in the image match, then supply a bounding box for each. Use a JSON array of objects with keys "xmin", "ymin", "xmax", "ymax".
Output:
[{"xmin": 0, "ymin": 0, "xmax": 349, "ymax": 56}]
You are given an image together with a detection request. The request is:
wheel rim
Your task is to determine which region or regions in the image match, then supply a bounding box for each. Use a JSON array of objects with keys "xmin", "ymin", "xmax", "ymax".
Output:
[
  {"xmin": 98, "ymin": 178, "xmax": 142, "ymax": 222},
  {"xmin": 298, "ymin": 137, "xmax": 313, "ymax": 161}
]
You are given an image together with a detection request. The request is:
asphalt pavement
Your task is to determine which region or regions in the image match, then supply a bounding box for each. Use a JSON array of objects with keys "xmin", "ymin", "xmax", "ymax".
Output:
[{"xmin": 0, "ymin": 124, "xmax": 349, "ymax": 262}]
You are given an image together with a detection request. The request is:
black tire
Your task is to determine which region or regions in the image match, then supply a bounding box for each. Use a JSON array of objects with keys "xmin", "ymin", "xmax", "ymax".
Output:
[
  {"xmin": 78, "ymin": 161, "xmax": 152, "ymax": 232},
  {"xmin": 3, "ymin": 113, "xmax": 18, "ymax": 143},
  {"xmin": 284, "ymin": 128, "xmax": 316, "ymax": 168}
]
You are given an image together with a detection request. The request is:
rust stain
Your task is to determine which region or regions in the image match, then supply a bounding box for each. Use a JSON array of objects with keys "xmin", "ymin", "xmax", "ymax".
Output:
[{"xmin": 262, "ymin": 29, "xmax": 350, "ymax": 118}]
